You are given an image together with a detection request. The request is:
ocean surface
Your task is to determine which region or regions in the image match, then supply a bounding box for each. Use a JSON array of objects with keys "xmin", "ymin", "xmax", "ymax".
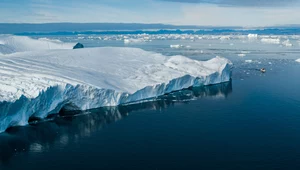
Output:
[{"xmin": 1, "ymin": 33, "xmax": 300, "ymax": 169}]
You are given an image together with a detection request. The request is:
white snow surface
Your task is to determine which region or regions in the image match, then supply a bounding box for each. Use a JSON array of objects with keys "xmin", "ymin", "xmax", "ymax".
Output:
[
  {"xmin": 0, "ymin": 35, "xmax": 75, "ymax": 54},
  {"xmin": 0, "ymin": 39, "xmax": 232, "ymax": 132}
]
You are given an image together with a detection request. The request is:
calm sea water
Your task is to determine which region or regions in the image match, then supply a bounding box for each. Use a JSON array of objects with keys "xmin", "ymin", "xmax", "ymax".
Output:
[{"xmin": 1, "ymin": 35, "xmax": 300, "ymax": 170}]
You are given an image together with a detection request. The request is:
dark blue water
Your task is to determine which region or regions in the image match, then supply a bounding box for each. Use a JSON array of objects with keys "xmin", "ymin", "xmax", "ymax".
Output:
[{"xmin": 1, "ymin": 61, "xmax": 300, "ymax": 170}]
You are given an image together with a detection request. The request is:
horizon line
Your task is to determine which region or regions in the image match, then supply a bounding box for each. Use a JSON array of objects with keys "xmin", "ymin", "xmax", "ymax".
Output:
[{"xmin": 1, "ymin": 22, "xmax": 300, "ymax": 28}]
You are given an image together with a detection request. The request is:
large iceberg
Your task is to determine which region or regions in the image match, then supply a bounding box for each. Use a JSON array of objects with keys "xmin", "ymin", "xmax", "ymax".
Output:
[{"xmin": 0, "ymin": 35, "xmax": 232, "ymax": 132}]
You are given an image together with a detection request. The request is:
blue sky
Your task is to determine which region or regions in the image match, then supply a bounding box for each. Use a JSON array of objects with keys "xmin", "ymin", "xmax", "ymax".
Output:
[{"xmin": 1, "ymin": 0, "xmax": 300, "ymax": 26}]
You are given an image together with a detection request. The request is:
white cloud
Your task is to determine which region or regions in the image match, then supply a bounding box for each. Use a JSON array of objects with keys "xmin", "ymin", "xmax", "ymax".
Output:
[
  {"xmin": 1, "ymin": 0, "xmax": 300, "ymax": 26},
  {"xmin": 175, "ymin": 4, "xmax": 300, "ymax": 26}
]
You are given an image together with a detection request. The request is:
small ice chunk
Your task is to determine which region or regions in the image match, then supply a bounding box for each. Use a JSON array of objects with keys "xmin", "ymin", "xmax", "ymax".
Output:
[
  {"xmin": 245, "ymin": 60, "xmax": 252, "ymax": 63},
  {"xmin": 238, "ymin": 54, "xmax": 246, "ymax": 57},
  {"xmin": 170, "ymin": 44, "xmax": 183, "ymax": 48}
]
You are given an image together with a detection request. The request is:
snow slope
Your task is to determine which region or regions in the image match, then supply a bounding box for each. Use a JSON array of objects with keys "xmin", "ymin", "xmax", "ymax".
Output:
[
  {"xmin": 0, "ymin": 35, "xmax": 75, "ymax": 54},
  {"xmin": 0, "ymin": 36, "xmax": 232, "ymax": 132}
]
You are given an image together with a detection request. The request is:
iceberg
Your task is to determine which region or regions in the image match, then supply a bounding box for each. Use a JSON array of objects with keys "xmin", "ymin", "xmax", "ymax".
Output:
[
  {"xmin": 296, "ymin": 59, "xmax": 300, "ymax": 63},
  {"xmin": 0, "ymin": 36, "xmax": 232, "ymax": 133},
  {"xmin": 248, "ymin": 34, "xmax": 258, "ymax": 40}
]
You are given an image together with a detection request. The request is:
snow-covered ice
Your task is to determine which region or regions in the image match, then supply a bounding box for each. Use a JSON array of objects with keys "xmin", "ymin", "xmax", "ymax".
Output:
[
  {"xmin": 0, "ymin": 35, "xmax": 232, "ymax": 132},
  {"xmin": 0, "ymin": 35, "xmax": 75, "ymax": 54}
]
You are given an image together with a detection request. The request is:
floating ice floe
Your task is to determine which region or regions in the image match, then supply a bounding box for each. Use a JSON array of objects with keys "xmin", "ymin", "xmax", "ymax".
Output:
[
  {"xmin": 170, "ymin": 44, "xmax": 183, "ymax": 48},
  {"xmin": 170, "ymin": 44, "xmax": 191, "ymax": 49},
  {"xmin": 245, "ymin": 60, "xmax": 253, "ymax": 63},
  {"xmin": 220, "ymin": 36, "xmax": 230, "ymax": 41},
  {"xmin": 296, "ymin": 59, "xmax": 300, "ymax": 63},
  {"xmin": 170, "ymin": 44, "xmax": 192, "ymax": 49},
  {"xmin": 261, "ymin": 38, "xmax": 281, "ymax": 44},
  {"xmin": 124, "ymin": 38, "xmax": 145, "ymax": 44},
  {"xmin": 0, "ymin": 35, "xmax": 233, "ymax": 132},
  {"xmin": 238, "ymin": 54, "xmax": 246, "ymax": 57}
]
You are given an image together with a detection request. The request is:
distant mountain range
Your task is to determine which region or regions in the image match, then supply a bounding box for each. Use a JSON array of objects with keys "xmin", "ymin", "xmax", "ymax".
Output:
[{"xmin": 0, "ymin": 23, "xmax": 299, "ymax": 34}]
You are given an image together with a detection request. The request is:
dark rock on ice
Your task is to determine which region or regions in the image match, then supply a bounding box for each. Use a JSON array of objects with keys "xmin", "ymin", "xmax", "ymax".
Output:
[{"xmin": 73, "ymin": 43, "xmax": 84, "ymax": 49}]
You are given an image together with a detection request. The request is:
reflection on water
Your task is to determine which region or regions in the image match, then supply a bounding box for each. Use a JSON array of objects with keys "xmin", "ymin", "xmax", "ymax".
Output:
[{"xmin": 0, "ymin": 82, "xmax": 232, "ymax": 165}]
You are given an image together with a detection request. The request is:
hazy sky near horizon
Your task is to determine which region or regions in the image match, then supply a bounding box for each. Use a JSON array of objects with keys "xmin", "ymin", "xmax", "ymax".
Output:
[{"xmin": 1, "ymin": 0, "xmax": 300, "ymax": 26}]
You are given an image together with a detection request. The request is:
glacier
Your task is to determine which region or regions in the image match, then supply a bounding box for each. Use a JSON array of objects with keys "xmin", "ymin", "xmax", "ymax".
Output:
[{"xmin": 0, "ymin": 35, "xmax": 232, "ymax": 133}]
